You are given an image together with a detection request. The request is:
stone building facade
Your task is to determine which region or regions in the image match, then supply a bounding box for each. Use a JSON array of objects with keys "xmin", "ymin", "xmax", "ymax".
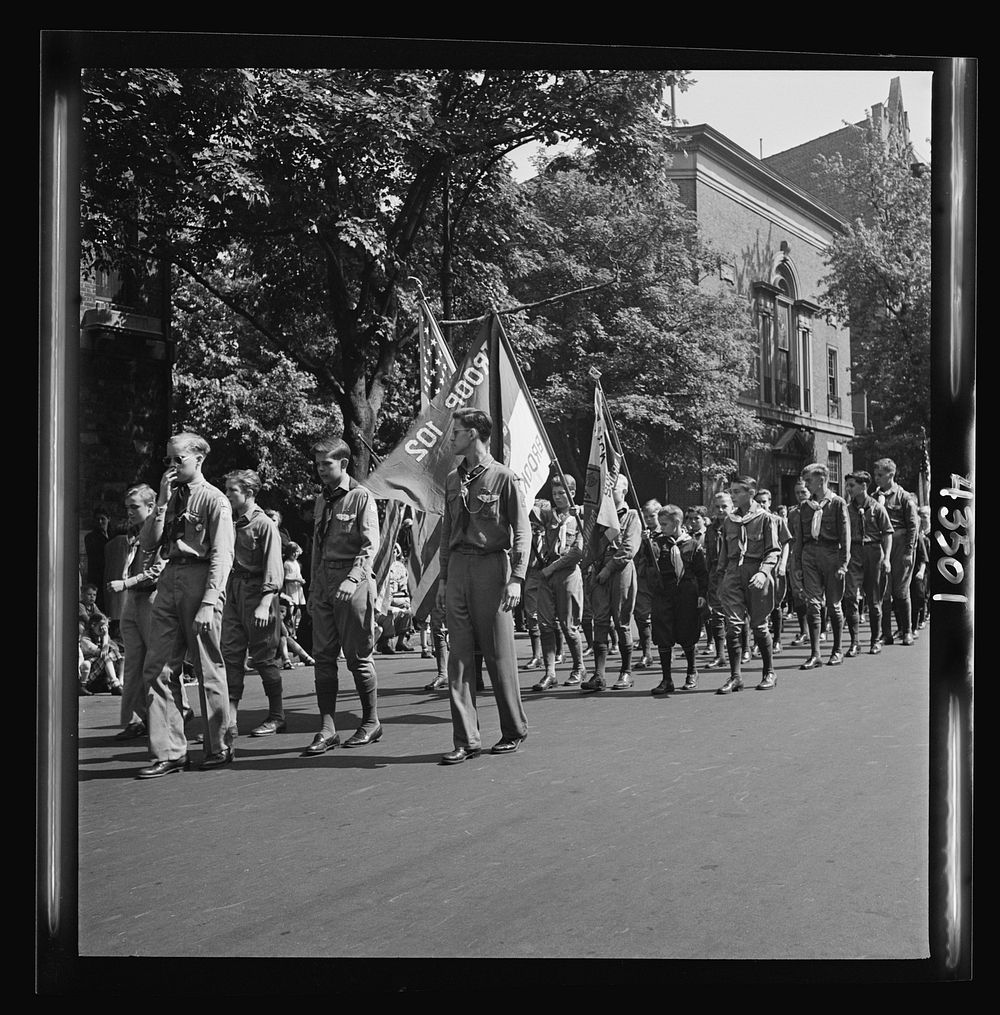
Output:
[{"xmin": 665, "ymin": 123, "xmax": 854, "ymax": 507}]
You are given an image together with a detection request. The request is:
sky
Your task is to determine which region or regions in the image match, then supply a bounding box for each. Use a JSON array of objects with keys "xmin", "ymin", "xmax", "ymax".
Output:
[{"xmin": 510, "ymin": 69, "xmax": 933, "ymax": 180}]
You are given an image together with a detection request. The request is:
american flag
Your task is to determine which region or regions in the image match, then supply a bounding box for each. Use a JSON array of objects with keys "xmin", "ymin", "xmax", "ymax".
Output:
[
  {"xmin": 419, "ymin": 300, "xmax": 458, "ymax": 413},
  {"xmin": 918, "ymin": 429, "xmax": 931, "ymax": 507}
]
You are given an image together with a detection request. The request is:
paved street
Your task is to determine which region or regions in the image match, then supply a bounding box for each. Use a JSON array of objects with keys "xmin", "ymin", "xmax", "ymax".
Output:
[{"xmin": 77, "ymin": 621, "xmax": 929, "ymax": 961}]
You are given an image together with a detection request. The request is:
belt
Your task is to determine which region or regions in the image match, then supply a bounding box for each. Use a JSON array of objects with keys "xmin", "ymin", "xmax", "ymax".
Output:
[
  {"xmin": 169, "ymin": 555, "xmax": 209, "ymax": 566},
  {"xmin": 455, "ymin": 545, "xmax": 505, "ymax": 556},
  {"xmin": 806, "ymin": 537, "xmax": 840, "ymax": 546},
  {"xmin": 230, "ymin": 567, "xmax": 261, "ymax": 579}
]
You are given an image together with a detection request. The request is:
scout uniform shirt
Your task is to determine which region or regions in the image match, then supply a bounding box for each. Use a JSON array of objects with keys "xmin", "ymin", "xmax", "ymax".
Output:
[
  {"xmin": 716, "ymin": 501, "xmax": 780, "ymax": 576},
  {"xmin": 650, "ymin": 531, "xmax": 709, "ymax": 598},
  {"xmin": 848, "ymin": 495, "xmax": 893, "ymax": 548},
  {"xmin": 874, "ymin": 482, "xmax": 919, "ymax": 554},
  {"xmin": 312, "ymin": 476, "xmax": 380, "ymax": 584},
  {"xmin": 121, "ymin": 528, "xmax": 167, "ymax": 595},
  {"xmin": 794, "ymin": 492, "xmax": 851, "ymax": 571},
  {"xmin": 231, "ymin": 505, "xmax": 284, "ymax": 594},
  {"xmin": 140, "ymin": 475, "xmax": 234, "ymax": 606},
  {"xmin": 584, "ymin": 505, "xmax": 643, "ymax": 575},
  {"xmin": 438, "ymin": 454, "xmax": 531, "ymax": 583},
  {"xmin": 705, "ymin": 518, "xmax": 726, "ymax": 575},
  {"xmin": 538, "ymin": 503, "xmax": 584, "ymax": 577}
]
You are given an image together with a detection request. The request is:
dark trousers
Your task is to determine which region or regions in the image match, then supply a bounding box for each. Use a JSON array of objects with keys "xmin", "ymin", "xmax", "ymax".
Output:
[
  {"xmin": 221, "ymin": 574, "xmax": 284, "ymax": 718},
  {"xmin": 844, "ymin": 543, "xmax": 887, "ymax": 645},
  {"xmin": 446, "ymin": 551, "xmax": 527, "ymax": 750},
  {"xmin": 311, "ymin": 561, "xmax": 378, "ymax": 727}
]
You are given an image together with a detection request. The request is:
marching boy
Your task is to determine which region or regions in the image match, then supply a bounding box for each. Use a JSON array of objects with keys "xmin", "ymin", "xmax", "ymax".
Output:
[
  {"xmin": 649, "ymin": 505, "xmax": 709, "ymax": 695},
  {"xmin": 220, "ymin": 470, "xmax": 287, "ymax": 738}
]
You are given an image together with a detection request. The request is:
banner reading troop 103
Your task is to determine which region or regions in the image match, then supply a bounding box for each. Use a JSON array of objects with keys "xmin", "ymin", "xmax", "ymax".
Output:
[{"xmin": 364, "ymin": 313, "xmax": 553, "ymax": 515}]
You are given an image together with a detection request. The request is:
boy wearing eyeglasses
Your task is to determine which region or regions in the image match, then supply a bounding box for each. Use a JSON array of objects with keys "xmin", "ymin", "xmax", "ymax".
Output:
[{"xmin": 135, "ymin": 433, "xmax": 235, "ymax": 778}]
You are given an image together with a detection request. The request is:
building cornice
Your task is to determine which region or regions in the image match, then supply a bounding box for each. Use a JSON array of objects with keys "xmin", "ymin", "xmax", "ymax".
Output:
[{"xmin": 667, "ymin": 124, "xmax": 849, "ymax": 237}]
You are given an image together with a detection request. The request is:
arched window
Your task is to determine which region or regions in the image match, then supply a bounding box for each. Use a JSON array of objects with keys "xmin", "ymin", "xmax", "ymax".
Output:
[{"xmin": 773, "ymin": 265, "xmax": 799, "ymax": 410}]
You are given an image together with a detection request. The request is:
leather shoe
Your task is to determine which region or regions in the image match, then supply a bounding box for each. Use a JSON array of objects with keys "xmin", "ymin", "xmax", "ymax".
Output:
[
  {"xmin": 827, "ymin": 652, "xmax": 844, "ymax": 666},
  {"xmin": 650, "ymin": 679, "xmax": 675, "ymax": 697},
  {"xmin": 440, "ymin": 746, "xmax": 481, "ymax": 765},
  {"xmin": 531, "ymin": 673, "xmax": 559, "ymax": 692},
  {"xmin": 491, "ymin": 732, "xmax": 527, "ymax": 755},
  {"xmin": 716, "ymin": 675, "xmax": 744, "ymax": 694},
  {"xmin": 424, "ymin": 675, "xmax": 448, "ymax": 691},
  {"xmin": 740, "ymin": 650, "xmax": 752, "ymax": 664},
  {"xmin": 869, "ymin": 643, "xmax": 882, "ymax": 655},
  {"xmin": 756, "ymin": 671, "xmax": 777, "ymax": 690},
  {"xmin": 901, "ymin": 632, "xmax": 915, "ymax": 646},
  {"xmin": 116, "ymin": 721, "xmax": 146, "ymax": 740},
  {"xmin": 789, "ymin": 633, "xmax": 807, "ymax": 646},
  {"xmin": 800, "ymin": 656, "xmax": 824, "ymax": 670},
  {"xmin": 772, "ymin": 642, "xmax": 783, "ymax": 655},
  {"xmin": 611, "ymin": 673, "xmax": 633, "ymax": 690},
  {"xmin": 137, "ymin": 756, "xmax": 190, "ymax": 779},
  {"xmin": 563, "ymin": 670, "xmax": 584, "ymax": 686},
  {"xmin": 579, "ymin": 677, "xmax": 605, "ymax": 694},
  {"xmin": 303, "ymin": 732, "xmax": 341, "ymax": 756},
  {"xmin": 707, "ymin": 656, "xmax": 727, "ymax": 669},
  {"xmin": 845, "ymin": 643, "xmax": 860, "ymax": 658},
  {"xmin": 343, "ymin": 724, "xmax": 383, "ymax": 748},
  {"xmin": 199, "ymin": 747, "xmax": 235, "ymax": 769},
  {"xmin": 522, "ymin": 656, "xmax": 542, "ymax": 670},
  {"xmin": 250, "ymin": 717, "xmax": 287, "ymax": 737},
  {"xmin": 682, "ymin": 672, "xmax": 698, "ymax": 690}
]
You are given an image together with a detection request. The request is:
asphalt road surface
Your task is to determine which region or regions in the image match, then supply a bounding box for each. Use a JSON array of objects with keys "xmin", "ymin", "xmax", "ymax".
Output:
[{"xmin": 77, "ymin": 619, "xmax": 930, "ymax": 962}]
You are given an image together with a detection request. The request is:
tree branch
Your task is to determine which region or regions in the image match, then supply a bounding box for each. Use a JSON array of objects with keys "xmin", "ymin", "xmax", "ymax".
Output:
[{"xmin": 438, "ymin": 275, "xmax": 619, "ymax": 326}]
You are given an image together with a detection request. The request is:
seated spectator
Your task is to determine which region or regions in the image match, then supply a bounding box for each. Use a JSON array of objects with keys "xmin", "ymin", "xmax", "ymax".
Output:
[
  {"xmin": 78, "ymin": 583, "xmax": 123, "ymax": 695},
  {"xmin": 279, "ymin": 597, "xmax": 315, "ymax": 668},
  {"xmin": 376, "ymin": 543, "xmax": 413, "ymax": 653}
]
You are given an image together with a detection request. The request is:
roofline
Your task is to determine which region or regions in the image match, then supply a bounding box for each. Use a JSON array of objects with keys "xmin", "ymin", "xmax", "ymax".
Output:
[
  {"xmin": 667, "ymin": 123, "xmax": 849, "ymax": 232},
  {"xmin": 763, "ymin": 119, "xmax": 868, "ymax": 161}
]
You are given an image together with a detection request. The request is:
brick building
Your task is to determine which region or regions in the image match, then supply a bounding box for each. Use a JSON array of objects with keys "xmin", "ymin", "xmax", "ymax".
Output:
[
  {"xmin": 665, "ymin": 123, "xmax": 854, "ymax": 507},
  {"xmin": 762, "ymin": 78, "xmax": 917, "ymax": 454}
]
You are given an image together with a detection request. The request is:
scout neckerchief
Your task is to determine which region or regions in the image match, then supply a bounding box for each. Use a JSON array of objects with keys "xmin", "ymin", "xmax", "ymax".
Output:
[
  {"xmin": 727, "ymin": 502, "xmax": 764, "ymax": 566},
  {"xmin": 852, "ymin": 494, "xmax": 871, "ymax": 541},
  {"xmin": 807, "ymin": 493, "xmax": 831, "ymax": 539},
  {"xmin": 160, "ymin": 482, "xmax": 191, "ymax": 551},
  {"xmin": 875, "ymin": 483, "xmax": 896, "ymax": 508},
  {"xmin": 666, "ymin": 531, "xmax": 689, "ymax": 581},
  {"xmin": 549, "ymin": 507, "xmax": 572, "ymax": 557},
  {"xmin": 317, "ymin": 478, "xmax": 353, "ymax": 545}
]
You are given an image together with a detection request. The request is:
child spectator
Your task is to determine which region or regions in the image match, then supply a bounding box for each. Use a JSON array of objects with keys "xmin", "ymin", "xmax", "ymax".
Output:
[
  {"xmin": 282, "ymin": 542, "xmax": 307, "ymax": 636},
  {"xmin": 78, "ymin": 582, "xmax": 123, "ymax": 695}
]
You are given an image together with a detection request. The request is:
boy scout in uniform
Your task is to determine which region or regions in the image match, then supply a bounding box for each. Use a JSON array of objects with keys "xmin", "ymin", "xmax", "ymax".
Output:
[
  {"xmin": 530, "ymin": 475, "xmax": 586, "ymax": 691},
  {"xmin": 579, "ymin": 473, "xmax": 642, "ymax": 693},
  {"xmin": 649, "ymin": 505, "xmax": 709, "ymax": 695},
  {"xmin": 136, "ymin": 433, "xmax": 235, "ymax": 778},
  {"xmin": 220, "ymin": 470, "xmax": 287, "ymax": 738},
  {"xmin": 436, "ymin": 409, "xmax": 530, "ymax": 764},
  {"xmin": 633, "ymin": 500, "xmax": 661, "ymax": 672},
  {"xmin": 786, "ymin": 481, "xmax": 811, "ymax": 646},
  {"xmin": 303, "ymin": 437, "xmax": 382, "ymax": 755},
  {"xmin": 843, "ymin": 471, "xmax": 893, "ymax": 656},
  {"xmin": 715, "ymin": 477, "xmax": 781, "ymax": 694},
  {"xmin": 753, "ymin": 489, "xmax": 793, "ymax": 656},
  {"xmin": 703, "ymin": 491, "xmax": 733, "ymax": 669},
  {"xmin": 520, "ymin": 501, "xmax": 548, "ymax": 671},
  {"xmin": 108, "ymin": 484, "xmax": 193, "ymax": 740},
  {"xmin": 793, "ymin": 462, "xmax": 851, "ymax": 669},
  {"xmin": 872, "ymin": 458, "xmax": 920, "ymax": 646}
]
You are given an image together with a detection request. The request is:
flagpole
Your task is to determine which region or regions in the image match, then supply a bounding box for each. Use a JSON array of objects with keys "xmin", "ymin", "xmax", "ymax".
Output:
[
  {"xmin": 589, "ymin": 367, "xmax": 643, "ymax": 513},
  {"xmin": 493, "ymin": 313, "xmax": 574, "ymax": 504}
]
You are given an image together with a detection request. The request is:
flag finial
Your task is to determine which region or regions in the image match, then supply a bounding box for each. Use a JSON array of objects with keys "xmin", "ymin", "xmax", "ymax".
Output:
[{"xmin": 589, "ymin": 366, "xmax": 603, "ymax": 381}]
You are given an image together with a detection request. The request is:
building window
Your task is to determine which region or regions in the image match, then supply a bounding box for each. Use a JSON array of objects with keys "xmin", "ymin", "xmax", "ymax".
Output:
[
  {"xmin": 828, "ymin": 451, "xmax": 842, "ymax": 495},
  {"xmin": 827, "ymin": 348, "xmax": 841, "ymax": 419},
  {"xmin": 800, "ymin": 324, "xmax": 812, "ymax": 412},
  {"xmin": 760, "ymin": 310, "xmax": 773, "ymax": 403}
]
